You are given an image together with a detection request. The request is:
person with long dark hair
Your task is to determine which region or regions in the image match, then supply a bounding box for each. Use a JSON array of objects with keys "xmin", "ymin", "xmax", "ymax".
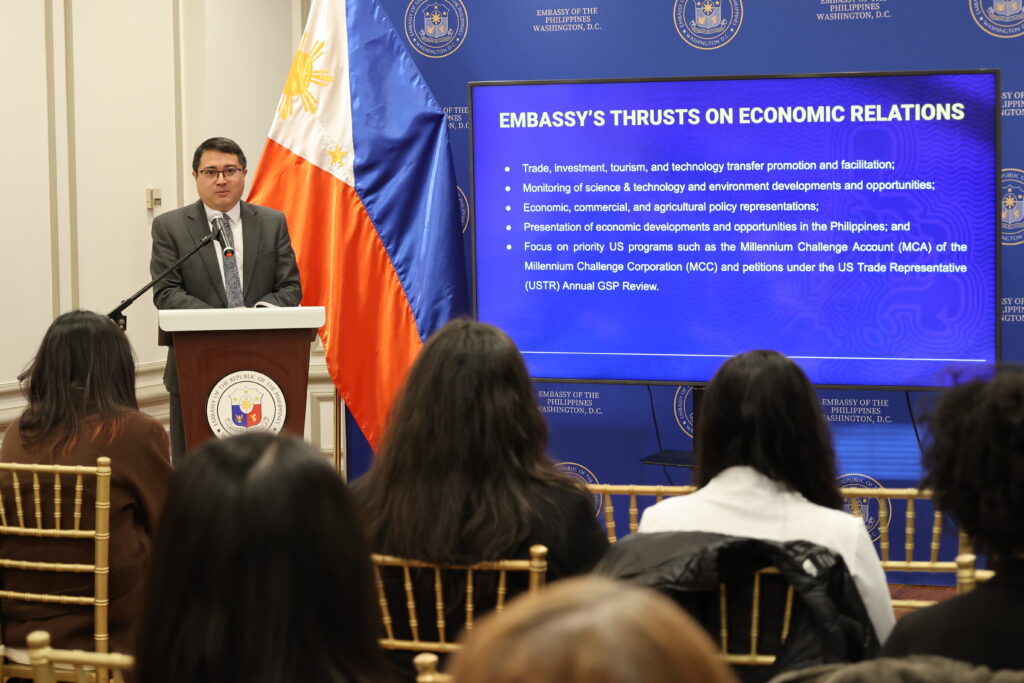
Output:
[
  {"xmin": 882, "ymin": 366, "xmax": 1024, "ymax": 669},
  {"xmin": 135, "ymin": 433, "xmax": 389, "ymax": 683},
  {"xmin": 0, "ymin": 310, "xmax": 173, "ymax": 655},
  {"xmin": 353, "ymin": 319, "xmax": 608, "ymax": 675},
  {"xmin": 638, "ymin": 350, "xmax": 894, "ymax": 642}
]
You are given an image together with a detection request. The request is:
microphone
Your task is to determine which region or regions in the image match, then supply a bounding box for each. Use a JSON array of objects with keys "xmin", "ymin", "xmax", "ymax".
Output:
[
  {"xmin": 211, "ymin": 214, "xmax": 235, "ymax": 258},
  {"xmin": 107, "ymin": 222, "xmax": 220, "ymax": 330}
]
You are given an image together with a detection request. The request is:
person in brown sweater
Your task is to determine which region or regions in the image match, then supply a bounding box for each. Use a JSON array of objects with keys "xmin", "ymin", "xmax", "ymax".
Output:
[{"xmin": 0, "ymin": 310, "xmax": 173, "ymax": 656}]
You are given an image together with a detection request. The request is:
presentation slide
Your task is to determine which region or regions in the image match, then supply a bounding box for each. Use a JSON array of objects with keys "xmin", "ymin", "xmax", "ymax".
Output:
[{"xmin": 470, "ymin": 72, "xmax": 999, "ymax": 388}]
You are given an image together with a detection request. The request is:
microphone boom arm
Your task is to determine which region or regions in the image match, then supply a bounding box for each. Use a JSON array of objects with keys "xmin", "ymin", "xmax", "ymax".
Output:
[{"xmin": 107, "ymin": 231, "xmax": 216, "ymax": 331}]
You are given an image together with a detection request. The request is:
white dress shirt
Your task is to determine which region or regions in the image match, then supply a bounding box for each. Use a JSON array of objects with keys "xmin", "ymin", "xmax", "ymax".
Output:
[
  {"xmin": 203, "ymin": 202, "xmax": 244, "ymax": 293},
  {"xmin": 638, "ymin": 465, "xmax": 896, "ymax": 642}
]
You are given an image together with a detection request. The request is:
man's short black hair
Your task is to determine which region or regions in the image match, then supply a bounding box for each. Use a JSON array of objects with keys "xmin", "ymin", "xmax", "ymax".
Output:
[{"xmin": 192, "ymin": 137, "xmax": 247, "ymax": 172}]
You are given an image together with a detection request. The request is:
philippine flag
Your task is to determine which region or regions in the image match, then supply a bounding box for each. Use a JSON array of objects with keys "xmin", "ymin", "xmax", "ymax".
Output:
[{"xmin": 248, "ymin": 0, "xmax": 468, "ymax": 449}]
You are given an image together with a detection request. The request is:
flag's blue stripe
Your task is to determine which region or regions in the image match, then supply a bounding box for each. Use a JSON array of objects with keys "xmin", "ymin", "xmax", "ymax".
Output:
[{"xmin": 345, "ymin": 0, "xmax": 468, "ymax": 341}]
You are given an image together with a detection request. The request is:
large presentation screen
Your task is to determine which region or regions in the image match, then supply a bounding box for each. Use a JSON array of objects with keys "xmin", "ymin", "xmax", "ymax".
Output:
[{"xmin": 469, "ymin": 71, "xmax": 999, "ymax": 388}]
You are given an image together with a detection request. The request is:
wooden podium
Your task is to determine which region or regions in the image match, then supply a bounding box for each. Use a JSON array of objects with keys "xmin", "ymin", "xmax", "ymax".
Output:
[{"xmin": 159, "ymin": 307, "xmax": 326, "ymax": 451}]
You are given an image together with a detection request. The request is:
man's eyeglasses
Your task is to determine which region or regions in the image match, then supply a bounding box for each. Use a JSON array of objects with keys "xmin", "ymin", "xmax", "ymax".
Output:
[{"xmin": 197, "ymin": 167, "xmax": 244, "ymax": 179}]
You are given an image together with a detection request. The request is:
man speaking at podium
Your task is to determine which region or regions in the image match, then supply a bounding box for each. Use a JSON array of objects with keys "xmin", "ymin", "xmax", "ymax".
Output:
[{"xmin": 150, "ymin": 137, "xmax": 302, "ymax": 463}]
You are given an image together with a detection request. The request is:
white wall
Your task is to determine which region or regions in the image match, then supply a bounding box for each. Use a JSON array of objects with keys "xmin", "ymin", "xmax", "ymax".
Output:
[
  {"xmin": 0, "ymin": 0, "xmax": 339, "ymax": 464},
  {"xmin": 182, "ymin": 0, "xmax": 297, "ymax": 191},
  {"xmin": 70, "ymin": 1, "xmax": 179, "ymax": 365},
  {"xmin": 0, "ymin": 3, "xmax": 56, "ymax": 387}
]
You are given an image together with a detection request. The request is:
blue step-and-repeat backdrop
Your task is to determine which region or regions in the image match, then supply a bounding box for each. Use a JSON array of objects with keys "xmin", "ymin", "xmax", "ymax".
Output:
[{"xmin": 359, "ymin": 0, "xmax": 1022, "ymax": 564}]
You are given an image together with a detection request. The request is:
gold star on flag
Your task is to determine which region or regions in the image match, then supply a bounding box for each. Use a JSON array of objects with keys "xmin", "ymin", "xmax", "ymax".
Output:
[{"xmin": 328, "ymin": 145, "xmax": 348, "ymax": 166}]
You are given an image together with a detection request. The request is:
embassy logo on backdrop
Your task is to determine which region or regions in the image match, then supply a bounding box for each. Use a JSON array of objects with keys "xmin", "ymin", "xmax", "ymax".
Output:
[
  {"xmin": 555, "ymin": 461, "xmax": 603, "ymax": 516},
  {"xmin": 457, "ymin": 186, "xmax": 470, "ymax": 233},
  {"xmin": 838, "ymin": 473, "xmax": 890, "ymax": 542},
  {"xmin": 673, "ymin": 0, "xmax": 743, "ymax": 49},
  {"xmin": 970, "ymin": 0, "xmax": 1024, "ymax": 37},
  {"xmin": 1003, "ymin": 169, "xmax": 1024, "ymax": 246},
  {"xmin": 673, "ymin": 386, "xmax": 695, "ymax": 438},
  {"xmin": 405, "ymin": 0, "xmax": 469, "ymax": 58}
]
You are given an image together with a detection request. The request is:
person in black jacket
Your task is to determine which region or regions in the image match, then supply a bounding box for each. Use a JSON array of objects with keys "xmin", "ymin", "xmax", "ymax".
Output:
[
  {"xmin": 882, "ymin": 366, "xmax": 1024, "ymax": 670},
  {"xmin": 353, "ymin": 319, "xmax": 608, "ymax": 680},
  {"xmin": 594, "ymin": 530, "xmax": 880, "ymax": 682}
]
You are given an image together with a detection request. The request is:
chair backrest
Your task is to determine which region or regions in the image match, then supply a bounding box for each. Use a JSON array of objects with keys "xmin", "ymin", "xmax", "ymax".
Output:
[
  {"xmin": 370, "ymin": 544, "xmax": 548, "ymax": 653},
  {"xmin": 955, "ymin": 553, "xmax": 995, "ymax": 595},
  {"xmin": 27, "ymin": 629, "xmax": 133, "ymax": 683},
  {"xmin": 0, "ymin": 457, "xmax": 111, "ymax": 661},
  {"xmin": 594, "ymin": 531, "xmax": 878, "ymax": 680},
  {"xmin": 841, "ymin": 486, "xmax": 965, "ymax": 611},
  {"xmin": 717, "ymin": 567, "xmax": 795, "ymax": 668},
  {"xmin": 655, "ymin": 562, "xmax": 798, "ymax": 671},
  {"xmin": 587, "ymin": 484, "xmax": 697, "ymax": 543},
  {"xmin": 587, "ymin": 483, "xmax": 966, "ymax": 611},
  {"xmin": 413, "ymin": 652, "xmax": 452, "ymax": 683}
]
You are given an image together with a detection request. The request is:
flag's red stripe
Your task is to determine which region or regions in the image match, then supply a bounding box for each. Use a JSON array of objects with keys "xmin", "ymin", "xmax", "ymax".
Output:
[{"xmin": 248, "ymin": 138, "xmax": 420, "ymax": 448}]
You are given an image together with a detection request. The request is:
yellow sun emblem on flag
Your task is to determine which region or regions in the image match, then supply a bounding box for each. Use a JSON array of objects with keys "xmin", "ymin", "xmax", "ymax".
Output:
[{"xmin": 278, "ymin": 32, "xmax": 334, "ymax": 120}]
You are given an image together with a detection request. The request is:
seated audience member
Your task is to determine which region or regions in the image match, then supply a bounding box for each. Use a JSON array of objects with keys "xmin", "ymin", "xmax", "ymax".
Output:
[
  {"xmin": 638, "ymin": 350, "xmax": 895, "ymax": 642},
  {"xmin": 882, "ymin": 367, "xmax": 1024, "ymax": 669},
  {"xmin": 135, "ymin": 433, "xmax": 389, "ymax": 683},
  {"xmin": 447, "ymin": 576, "xmax": 738, "ymax": 683},
  {"xmin": 0, "ymin": 310, "xmax": 173, "ymax": 655},
  {"xmin": 353, "ymin": 319, "xmax": 609, "ymax": 676},
  {"xmin": 770, "ymin": 655, "xmax": 1024, "ymax": 682}
]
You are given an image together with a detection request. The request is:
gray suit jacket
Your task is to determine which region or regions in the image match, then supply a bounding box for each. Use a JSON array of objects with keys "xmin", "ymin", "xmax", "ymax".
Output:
[{"xmin": 150, "ymin": 199, "xmax": 302, "ymax": 389}]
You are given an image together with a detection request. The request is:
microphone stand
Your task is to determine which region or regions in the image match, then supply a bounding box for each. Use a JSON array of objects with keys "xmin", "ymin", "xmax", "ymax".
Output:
[{"xmin": 107, "ymin": 231, "xmax": 217, "ymax": 331}]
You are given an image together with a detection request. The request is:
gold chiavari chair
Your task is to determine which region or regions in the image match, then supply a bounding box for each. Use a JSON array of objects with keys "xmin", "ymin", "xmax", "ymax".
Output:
[
  {"xmin": 838, "ymin": 487, "xmax": 961, "ymax": 610},
  {"xmin": 955, "ymin": 553, "xmax": 995, "ymax": 595},
  {"xmin": 718, "ymin": 566, "xmax": 795, "ymax": 669},
  {"xmin": 0, "ymin": 457, "xmax": 111, "ymax": 683},
  {"xmin": 587, "ymin": 484, "xmax": 696, "ymax": 543},
  {"xmin": 413, "ymin": 652, "xmax": 452, "ymax": 683},
  {"xmin": 26, "ymin": 630, "xmax": 133, "ymax": 683},
  {"xmin": 586, "ymin": 484, "xmax": 969, "ymax": 611},
  {"xmin": 370, "ymin": 545, "xmax": 548, "ymax": 653}
]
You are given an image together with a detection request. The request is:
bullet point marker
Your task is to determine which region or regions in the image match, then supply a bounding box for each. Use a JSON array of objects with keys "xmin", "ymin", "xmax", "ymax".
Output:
[
  {"xmin": 505, "ymin": 205, "xmax": 511, "ymax": 211},
  {"xmin": 506, "ymin": 225, "xmax": 511, "ymax": 231},
  {"xmin": 504, "ymin": 166, "xmax": 510, "ymax": 172},
  {"xmin": 506, "ymin": 244, "xmax": 512, "ymax": 250},
  {"xmin": 505, "ymin": 186, "xmax": 510, "ymax": 192}
]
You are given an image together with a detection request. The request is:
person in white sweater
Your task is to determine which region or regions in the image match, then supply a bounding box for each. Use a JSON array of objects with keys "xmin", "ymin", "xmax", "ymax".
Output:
[{"xmin": 639, "ymin": 350, "xmax": 895, "ymax": 642}]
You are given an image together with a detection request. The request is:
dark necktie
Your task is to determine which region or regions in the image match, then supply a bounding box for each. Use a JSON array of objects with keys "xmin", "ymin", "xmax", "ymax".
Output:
[{"xmin": 220, "ymin": 215, "xmax": 244, "ymax": 307}]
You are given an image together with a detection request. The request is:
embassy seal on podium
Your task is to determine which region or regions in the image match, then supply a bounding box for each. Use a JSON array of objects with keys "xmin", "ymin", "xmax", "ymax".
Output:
[{"xmin": 207, "ymin": 371, "xmax": 288, "ymax": 437}]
